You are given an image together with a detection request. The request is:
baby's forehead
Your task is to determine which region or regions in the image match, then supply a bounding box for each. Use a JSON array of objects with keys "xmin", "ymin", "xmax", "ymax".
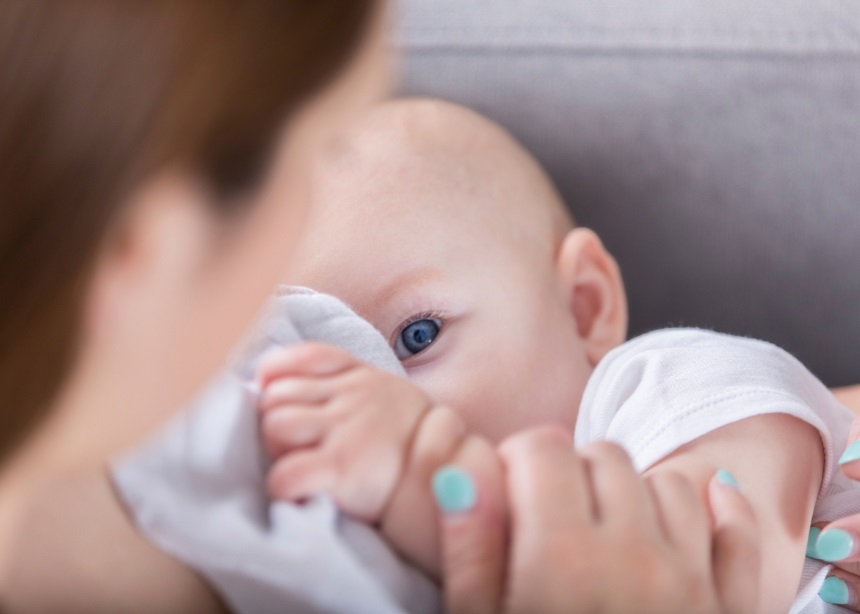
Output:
[
  {"xmin": 323, "ymin": 102, "xmax": 493, "ymax": 192},
  {"xmin": 293, "ymin": 102, "xmax": 573, "ymax": 311},
  {"xmin": 317, "ymin": 100, "xmax": 567, "ymax": 236}
]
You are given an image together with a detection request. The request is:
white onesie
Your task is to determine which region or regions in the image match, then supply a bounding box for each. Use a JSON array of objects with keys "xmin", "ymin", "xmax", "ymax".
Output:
[
  {"xmin": 577, "ymin": 328, "xmax": 859, "ymax": 614},
  {"xmin": 112, "ymin": 289, "xmax": 859, "ymax": 614}
]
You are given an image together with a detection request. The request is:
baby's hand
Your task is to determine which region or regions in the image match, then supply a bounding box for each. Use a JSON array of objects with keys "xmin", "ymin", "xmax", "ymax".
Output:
[{"xmin": 257, "ymin": 343, "xmax": 432, "ymax": 523}]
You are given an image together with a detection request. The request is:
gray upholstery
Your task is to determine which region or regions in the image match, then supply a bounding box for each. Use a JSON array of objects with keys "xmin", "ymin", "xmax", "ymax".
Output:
[{"xmin": 393, "ymin": 0, "xmax": 860, "ymax": 386}]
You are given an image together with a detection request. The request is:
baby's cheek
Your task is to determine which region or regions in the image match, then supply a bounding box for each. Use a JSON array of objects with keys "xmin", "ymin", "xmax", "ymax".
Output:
[
  {"xmin": 462, "ymin": 376, "xmax": 556, "ymax": 444},
  {"xmin": 407, "ymin": 312, "xmax": 591, "ymax": 443},
  {"xmin": 518, "ymin": 335, "xmax": 592, "ymax": 432},
  {"xmin": 408, "ymin": 361, "xmax": 507, "ymax": 444}
]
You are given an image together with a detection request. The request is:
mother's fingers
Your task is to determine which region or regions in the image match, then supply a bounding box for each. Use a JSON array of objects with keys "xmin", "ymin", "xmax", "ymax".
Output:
[
  {"xmin": 496, "ymin": 426, "xmax": 599, "ymax": 614},
  {"xmin": 818, "ymin": 571, "xmax": 860, "ymax": 609},
  {"xmin": 434, "ymin": 435, "xmax": 507, "ymax": 614},
  {"xmin": 812, "ymin": 521, "xmax": 860, "ymax": 565},
  {"xmin": 709, "ymin": 472, "xmax": 760, "ymax": 614},
  {"xmin": 810, "ymin": 519, "xmax": 860, "ymax": 609},
  {"xmin": 579, "ymin": 441, "xmax": 656, "ymax": 530},
  {"xmin": 647, "ymin": 470, "xmax": 710, "ymax": 563},
  {"xmin": 837, "ymin": 410, "xmax": 860, "ymax": 480},
  {"xmin": 839, "ymin": 418, "xmax": 860, "ymax": 481},
  {"xmin": 498, "ymin": 425, "xmax": 593, "ymax": 532},
  {"xmin": 821, "ymin": 409, "xmax": 860, "ymax": 609}
]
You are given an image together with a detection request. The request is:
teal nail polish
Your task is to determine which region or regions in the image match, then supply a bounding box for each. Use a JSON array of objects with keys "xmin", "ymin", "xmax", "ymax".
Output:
[
  {"xmin": 432, "ymin": 466, "xmax": 476, "ymax": 513},
  {"xmin": 839, "ymin": 441, "xmax": 860, "ymax": 465},
  {"xmin": 715, "ymin": 469, "xmax": 739, "ymax": 490},
  {"xmin": 816, "ymin": 529, "xmax": 856, "ymax": 562},
  {"xmin": 807, "ymin": 527, "xmax": 822, "ymax": 558},
  {"xmin": 819, "ymin": 576, "xmax": 851, "ymax": 605}
]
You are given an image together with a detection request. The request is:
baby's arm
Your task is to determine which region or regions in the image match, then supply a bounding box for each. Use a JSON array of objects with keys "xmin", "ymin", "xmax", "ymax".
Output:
[{"xmin": 644, "ymin": 414, "xmax": 823, "ymax": 614}]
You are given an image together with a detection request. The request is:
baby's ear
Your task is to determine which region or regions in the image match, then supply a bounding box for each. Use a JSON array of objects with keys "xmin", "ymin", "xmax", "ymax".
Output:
[{"xmin": 556, "ymin": 228, "xmax": 628, "ymax": 365}]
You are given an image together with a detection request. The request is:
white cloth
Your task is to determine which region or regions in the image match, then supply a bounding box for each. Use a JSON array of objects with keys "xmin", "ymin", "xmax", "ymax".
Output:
[
  {"xmin": 577, "ymin": 328, "xmax": 860, "ymax": 614},
  {"xmin": 114, "ymin": 290, "xmax": 856, "ymax": 614},
  {"xmin": 112, "ymin": 288, "xmax": 440, "ymax": 614}
]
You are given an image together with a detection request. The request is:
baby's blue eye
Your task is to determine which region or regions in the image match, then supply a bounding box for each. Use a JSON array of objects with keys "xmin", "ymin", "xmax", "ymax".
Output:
[{"xmin": 394, "ymin": 318, "xmax": 441, "ymax": 359}]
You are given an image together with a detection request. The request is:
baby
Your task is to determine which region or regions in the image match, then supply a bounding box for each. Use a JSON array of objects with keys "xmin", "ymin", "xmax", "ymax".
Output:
[{"xmin": 257, "ymin": 99, "xmax": 860, "ymax": 613}]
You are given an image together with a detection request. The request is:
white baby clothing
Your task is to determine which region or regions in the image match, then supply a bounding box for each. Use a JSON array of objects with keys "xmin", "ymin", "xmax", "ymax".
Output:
[
  {"xmin": 577, "ymin": 328, "xmax": 859, "ymax": 614},
  {"xmin": 112, "ymin": 289, "xmax": 858, "ymax": 614}
]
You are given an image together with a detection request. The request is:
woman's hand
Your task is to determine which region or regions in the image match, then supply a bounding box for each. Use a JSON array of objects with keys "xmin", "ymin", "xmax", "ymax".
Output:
[
  {"xmin": 808, "ymin": 386, "xmax": 860, "ymax": 609},
  {"xmin": 435, "ymin": 426, "xmax": 761, "ymax": 614}
]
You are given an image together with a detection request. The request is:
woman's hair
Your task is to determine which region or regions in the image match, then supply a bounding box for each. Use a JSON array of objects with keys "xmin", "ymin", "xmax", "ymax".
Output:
[{"xmin": 0, "ymin": 0, "xmax": 377, "ymax": 464}]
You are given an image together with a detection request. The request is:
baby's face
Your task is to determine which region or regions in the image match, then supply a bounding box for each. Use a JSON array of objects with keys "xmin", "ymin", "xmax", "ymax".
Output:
[{"xmin": 287, "ymin": 103, "xmax": 599, "ymax": 442}]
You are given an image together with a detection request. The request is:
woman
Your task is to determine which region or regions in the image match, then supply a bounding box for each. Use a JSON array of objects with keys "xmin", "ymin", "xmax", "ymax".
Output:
[
  {"xmin": 0, "ymin": 2, "xmax": 834, "ymax": 612},
  {"xmin": 0, "ymin": 1, "xmax": 386, "ymax": 610}
]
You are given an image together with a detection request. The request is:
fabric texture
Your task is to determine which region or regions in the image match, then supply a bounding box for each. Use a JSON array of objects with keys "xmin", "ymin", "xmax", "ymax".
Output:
[
  {"xmin": 393, "ymin": 0, "xmax": 860, "ymax": 386},
  {"xmin": 112, "ymin": 288, "xmax": 439, "ymax": 614},
  {"xmin": 577, "ymin": 328, "xmax": 860, "ymax": 614}
]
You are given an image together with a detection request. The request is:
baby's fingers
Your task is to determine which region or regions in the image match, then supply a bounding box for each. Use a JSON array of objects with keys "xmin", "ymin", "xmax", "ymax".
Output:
[
  {"xmin": 261, "ymin": 408, "xmax": 331, "ymax": 457},
  {"xmin": 258, "ymin": 342, "xmax": 359, "ymax": 387},
  {"xmin": 267, "ymin": 450, "xmax": 337, "ymax": 503},
  {"xmin": 709, "ymin": 471, "xmax": 761, "ymax": 613},
  {"xmin": 259, "ymin": 377, "xmax": 337, "ymax": 412}
]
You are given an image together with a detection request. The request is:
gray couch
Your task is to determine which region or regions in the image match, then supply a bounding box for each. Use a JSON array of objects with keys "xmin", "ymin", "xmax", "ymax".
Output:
[{"xmin": 394, "ymin": 0, "xmax": 860, "ymax": 386}]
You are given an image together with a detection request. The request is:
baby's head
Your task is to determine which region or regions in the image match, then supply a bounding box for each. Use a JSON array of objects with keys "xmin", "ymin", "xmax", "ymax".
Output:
[{"xmin": 289, "ymin": 99, "xmax": 627, "ymax": 442}]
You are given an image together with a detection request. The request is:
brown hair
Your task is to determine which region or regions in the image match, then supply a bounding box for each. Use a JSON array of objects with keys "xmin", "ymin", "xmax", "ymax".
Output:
[{"xmin": 0, "ymin": 0, "xmax": 377, "ymax": 464}]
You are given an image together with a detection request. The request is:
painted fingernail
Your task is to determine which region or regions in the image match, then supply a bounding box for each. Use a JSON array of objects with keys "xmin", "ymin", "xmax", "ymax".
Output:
[
  {"xmin": 819, "ymin": 576, "xmax": 851, "ymax": 605},
  {"xmin": 432, "ymin": 466, "xmax": 476, "ymax": 514},
  {"xmin": 807, "ymin": 527, "xmax": 822, "ymax": 558},
  {"xmin": 839, "ymin": 441, "xmax": 860, "ymax": 465},
  {"xmin": 816, "ymin": 529, "xmax": 856, "ymax": 562},
  {"xmin": 715, "ymin": 469, "xmax": 739, "ymax": 490}
]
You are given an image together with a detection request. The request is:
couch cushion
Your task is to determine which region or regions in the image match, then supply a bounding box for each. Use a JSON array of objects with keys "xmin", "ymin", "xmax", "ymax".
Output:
[{"xmin": 394, "ymin": 0, "xmax": 860, "ymax": 385}]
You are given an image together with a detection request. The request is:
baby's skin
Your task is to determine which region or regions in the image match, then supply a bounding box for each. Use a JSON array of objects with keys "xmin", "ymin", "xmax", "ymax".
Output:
[{"xmin": 258, "ymin": 99, "xmax": 823, "ymax": 612}]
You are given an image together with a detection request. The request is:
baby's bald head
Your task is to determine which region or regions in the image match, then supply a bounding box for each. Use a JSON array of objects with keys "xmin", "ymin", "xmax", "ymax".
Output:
[{"xmin": 309, "ymin": 98, "xmax": 573, "ymax": 265}]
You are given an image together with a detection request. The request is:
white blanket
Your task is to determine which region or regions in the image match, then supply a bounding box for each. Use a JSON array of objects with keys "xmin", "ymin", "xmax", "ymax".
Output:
[{"xmin": 112, "ymin": 287, "xmax": 440, "ymax": 614}]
